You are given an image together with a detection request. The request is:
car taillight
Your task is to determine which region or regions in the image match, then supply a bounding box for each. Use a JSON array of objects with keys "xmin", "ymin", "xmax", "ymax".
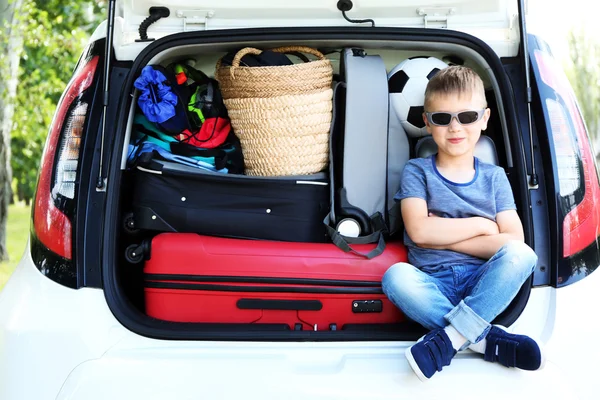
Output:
[
  {"xmin": 535, "ymin": 50, "xmax": 600, "ymax": 258},
  {"xmin": 33, "ymin": 55, "xmax": 99, "ymax": 260},
  {"xmin": 545, "ymin": 99, "xmax": 581, "ymax": 198}
]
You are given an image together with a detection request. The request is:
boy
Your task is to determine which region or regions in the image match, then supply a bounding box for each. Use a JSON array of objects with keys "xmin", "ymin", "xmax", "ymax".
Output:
[{"xmin": 382, "ymin": 66, "xmax": 544, "ymax": 381}]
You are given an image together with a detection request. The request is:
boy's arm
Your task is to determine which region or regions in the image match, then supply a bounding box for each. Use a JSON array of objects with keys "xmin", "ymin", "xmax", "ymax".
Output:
[
  {"xmin": 443, "ymin": 170, "xmax": 524, "ymax": 259},
  {"xmin": 401, "ymin": 197, "xmax": 499, "ymax": 246},
  {"xmin": 425, "ymin": 210, "xmax": 524, "ymax": 259}
]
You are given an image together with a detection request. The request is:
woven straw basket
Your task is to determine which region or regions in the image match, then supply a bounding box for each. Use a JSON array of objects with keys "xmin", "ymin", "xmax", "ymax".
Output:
[{"xmin": 215, "ymin": 46, "xmax": 333, "ymax": 176}]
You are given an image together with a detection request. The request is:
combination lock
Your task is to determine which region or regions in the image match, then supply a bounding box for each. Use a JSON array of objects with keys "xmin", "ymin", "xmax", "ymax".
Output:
[{"xmin": 352, "ymin": 300, "xmax": 383, "ymax": 313}]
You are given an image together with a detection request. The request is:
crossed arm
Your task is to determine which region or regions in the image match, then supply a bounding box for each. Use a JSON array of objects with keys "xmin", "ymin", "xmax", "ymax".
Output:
[{"xmin": 400, "ymin": 197, "xmax": 524, "ymax": 260}]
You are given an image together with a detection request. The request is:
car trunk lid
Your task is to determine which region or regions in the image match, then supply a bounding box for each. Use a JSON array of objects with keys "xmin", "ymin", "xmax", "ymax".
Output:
[{"xmin": 116, "ymin": 0, "xmax": 521, "ymax": 56}]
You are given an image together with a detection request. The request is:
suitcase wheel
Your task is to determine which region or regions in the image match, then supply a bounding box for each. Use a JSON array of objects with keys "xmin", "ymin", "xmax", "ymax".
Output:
[
  {"xmin": 125, "ymin": 243, "xmax": 146, "ymax": 264},
  {"xmin": 122, "ymin": 212, "xmax": 140, "ymax": 234}
]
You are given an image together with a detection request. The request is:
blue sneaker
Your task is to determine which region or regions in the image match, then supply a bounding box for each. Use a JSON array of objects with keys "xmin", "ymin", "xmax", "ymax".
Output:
[
  {"xmin": 483, "ymin": 326, "xmax": 545, "ymax": 370},
  {"xmin": 405, "ymin": 328, "xmax": 457, "ymax": 381}
]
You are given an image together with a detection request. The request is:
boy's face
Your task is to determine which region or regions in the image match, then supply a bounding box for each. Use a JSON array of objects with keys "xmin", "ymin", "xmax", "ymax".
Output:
[{"xmin": 423, "ymin": 92, "xmax": 490, "ymax": 159}]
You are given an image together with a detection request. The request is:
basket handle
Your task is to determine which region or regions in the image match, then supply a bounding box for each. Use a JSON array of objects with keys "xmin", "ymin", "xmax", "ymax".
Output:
[
  {"xmin": 227, "ymin": 46, "xmax": 327, "ymax": 79},
  {"xmin": 227, "ymin": 47, "xmax": 262, "ymax": 79},
  {"xmin": 270, "ymin": 46, "xmax": 327, "ymax": 61}
]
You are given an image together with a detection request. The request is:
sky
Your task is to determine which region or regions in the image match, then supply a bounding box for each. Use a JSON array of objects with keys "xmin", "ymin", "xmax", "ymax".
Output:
[{"xmin": 526, "ymin": 0, "xmax": 600, "ymax": 61}]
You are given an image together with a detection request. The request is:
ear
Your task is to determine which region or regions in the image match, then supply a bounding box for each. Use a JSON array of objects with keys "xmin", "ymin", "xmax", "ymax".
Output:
[
  {"xmin": 480, "ymin": 108, "xmax": 491, "ymax": 131},
  {"xmin": 422, "ymin": 113, "xmax": 432, "ymax": 134}
]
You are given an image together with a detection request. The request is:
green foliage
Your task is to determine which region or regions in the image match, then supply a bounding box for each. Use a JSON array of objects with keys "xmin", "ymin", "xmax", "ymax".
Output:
[
  {"xmin": 566, "ymin": 29, "xmax": 600, "ymax": 143},
  {"xmin": 4, "ymin": 0, "xmax": 105, "ymax": 203},
  {"xmin": 0, "ymin": 203, "xmax": 31, "ymax": 290}
]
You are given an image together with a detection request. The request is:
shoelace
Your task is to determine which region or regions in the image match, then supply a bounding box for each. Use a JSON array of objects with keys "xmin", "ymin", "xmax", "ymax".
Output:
[{"xmin": 484, "ymin": 333, "xmax": 519, "ymax": 367}]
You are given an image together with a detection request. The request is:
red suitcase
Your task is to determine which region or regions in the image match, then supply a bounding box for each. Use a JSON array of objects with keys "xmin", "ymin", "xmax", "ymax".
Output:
[{"xmin": 144, "ymin": 233, "xmax": 408, "ymax": 331}]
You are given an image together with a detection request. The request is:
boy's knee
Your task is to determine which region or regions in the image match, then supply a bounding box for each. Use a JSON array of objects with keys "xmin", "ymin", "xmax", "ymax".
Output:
[
  {"xmin": 382, "ymin": 262, "xmax": 419, "ymax": 293},
  {"xmin": 502, "ymin": 240, "xmax": 538, "ymax": 274}
]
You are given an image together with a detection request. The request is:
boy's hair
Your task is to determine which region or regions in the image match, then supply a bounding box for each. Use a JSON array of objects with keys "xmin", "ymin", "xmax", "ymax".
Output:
[{"xmin": 424, "ymin": 65, "xmax": 487, "ymax": 111}]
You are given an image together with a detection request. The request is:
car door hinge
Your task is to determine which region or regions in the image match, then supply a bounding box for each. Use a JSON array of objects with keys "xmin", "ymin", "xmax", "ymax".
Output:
[
  {"xmin": 417, "ymin": 7, "xmax": 456, "ymax": 29},
  {"xmin": 175, "ymin": 9, "xmax": 215, "ymax": 31}
]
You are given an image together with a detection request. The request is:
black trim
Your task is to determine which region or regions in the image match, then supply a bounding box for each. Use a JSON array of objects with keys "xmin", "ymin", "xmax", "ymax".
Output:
[
  {"xmin": 144, "ymin": 274, "xmax": 381, "ymax": 287},
  {"xmin": 558, "ymin": 239, "xmax": 600, "ymax": 287},
  {"xmin": 526, "ymin": 42, "xmax": 562, "ymax": 287},
  {"xmin": 103, "ymin": 27, "xmax": 532, "ymax": 341},
  {"xmin": 135, "ymin": 322, "xmax": 421, "ymax": 341},
  {"xmin": 76, "ymin": 39, "xmax": 117, "ymax": 289},
  {"xmin": 237, "ymin": 299, "xmax": 323, "ymax": 311},
  {"xmin": 29, "ymin": 230, "xmax": 77, "ymax": 289},
  {"xmin": 145, "ymin": 281, "xmax": 383, "ymax": 295},
  {"xmin": 162, "ymin": 323, "xmax": 292, "ymax": 331},
  {"xmin": 502, "ymin": 58, "xmax": 552, "ymax": 287}
]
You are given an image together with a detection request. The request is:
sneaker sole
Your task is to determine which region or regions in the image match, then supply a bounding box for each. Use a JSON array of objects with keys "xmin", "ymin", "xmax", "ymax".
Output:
[{"xmin": 405, "ymin": 345, "xmax": 429, "ymax": 382}]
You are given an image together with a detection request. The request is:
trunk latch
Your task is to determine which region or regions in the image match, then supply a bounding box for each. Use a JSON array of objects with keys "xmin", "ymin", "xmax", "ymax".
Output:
[
  {"xmin": 175, "ymin": 9, "xmax": 215, "ymax": 32},
  {"xmin": 417, "ymin": 7, "xmax": 456, "ymax": 29}
]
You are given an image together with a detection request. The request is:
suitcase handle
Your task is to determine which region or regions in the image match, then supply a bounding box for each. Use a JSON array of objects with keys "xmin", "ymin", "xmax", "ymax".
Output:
[{"xmin": 237, "ymin": 299, "xmax": 323, "ymax": 311}]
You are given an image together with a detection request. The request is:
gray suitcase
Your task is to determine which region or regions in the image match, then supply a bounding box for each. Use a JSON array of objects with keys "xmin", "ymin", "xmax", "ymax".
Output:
[{"xmin": 325, "ymin": 48, "xmax": 409, "ymax": 258}]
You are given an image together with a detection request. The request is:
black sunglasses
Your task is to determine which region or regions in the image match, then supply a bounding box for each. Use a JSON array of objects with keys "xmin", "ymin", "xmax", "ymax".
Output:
[{"xmin": 425, "ymin": 109, "xmax": 485, "ymax": 126}]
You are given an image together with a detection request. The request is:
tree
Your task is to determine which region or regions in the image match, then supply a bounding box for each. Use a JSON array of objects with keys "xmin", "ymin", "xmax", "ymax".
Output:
[
  {"xmin": 0, "ymin": 0, "xmax": 105, "ymax": 260},
  {"xmin": 10, "ymin": 1, "xmax": 105, "ymax": 204},
  {"xmin": 0, "ymin": 0, "xmax": 24, "ymax": 262},
  {"xmin": 566, "ymin": 28, "xmax": 600, "ymax": 149}
]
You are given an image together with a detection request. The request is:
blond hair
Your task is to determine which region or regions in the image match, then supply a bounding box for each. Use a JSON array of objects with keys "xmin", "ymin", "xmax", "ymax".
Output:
[{"xmin": 424, "ymin": 65, "xmax": 487, "ymax": 111}]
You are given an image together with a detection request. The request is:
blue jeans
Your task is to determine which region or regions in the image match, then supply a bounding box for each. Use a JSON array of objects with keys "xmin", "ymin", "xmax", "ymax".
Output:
[{"xmin": 382, "ymin": 241, "xmax": 537, "ymax": 345}]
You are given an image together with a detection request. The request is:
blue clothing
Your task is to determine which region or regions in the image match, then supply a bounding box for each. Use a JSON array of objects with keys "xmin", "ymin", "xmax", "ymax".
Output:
[
  {"xmin": 382, "ymin": 241, "xmax": 537, "ymax": 345},
  {"xmin": 394, "ymin": 155, "xmax": 516, "ymax": 269},
  {"xmin": 134, "ymin": 66, "xmax": 178, "ymax": 124},
  {"xmin": 127, "ymin": 142, "xmax": 228, "ymax": 173}
]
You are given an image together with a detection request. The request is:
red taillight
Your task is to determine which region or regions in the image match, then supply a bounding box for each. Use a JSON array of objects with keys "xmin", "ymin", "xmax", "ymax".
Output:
[
  {"xmin": 33, "ymin": 56, "xmax": 99, "ymax": 260},
  {"xmin": 535, "ymin": 50, "xmax": 600, "ymax": 257}
]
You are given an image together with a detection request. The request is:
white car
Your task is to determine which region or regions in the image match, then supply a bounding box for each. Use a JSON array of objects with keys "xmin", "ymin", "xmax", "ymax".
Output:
[{"xmin": 1, "ymin": 0, "xmax": 599, "ymax": 399}]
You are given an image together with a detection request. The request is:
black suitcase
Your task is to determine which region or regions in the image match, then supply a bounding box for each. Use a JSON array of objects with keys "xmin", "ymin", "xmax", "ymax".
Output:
[{"xmin": 130, "ymin": 158, "xmax": 330, "ymax": 242}]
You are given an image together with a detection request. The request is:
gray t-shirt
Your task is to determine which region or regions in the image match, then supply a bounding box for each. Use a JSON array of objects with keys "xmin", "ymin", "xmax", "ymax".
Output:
[{"xmin": 394, "ymin": 155, "xmax": 516, "ymax": 268}]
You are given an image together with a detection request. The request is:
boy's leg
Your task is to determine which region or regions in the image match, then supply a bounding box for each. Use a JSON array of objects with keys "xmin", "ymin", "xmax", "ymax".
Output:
[
  {"xmin": 382, "ymin": 262, "xmax": 456, "ymax": 331},
  {"xmin": 382, "ymin": 262, "xmax": 465, "ymax": 381},
  {"xmin": 446, "ymin": 240, "xmax": 538, "ymax": 343},
  {"xmin": 452, "ymin": 240, "xmax": 544, "ymax": 370},
  {"xmin": 384, "ymin": 242, "xmax": 542, "ymax": 375}
]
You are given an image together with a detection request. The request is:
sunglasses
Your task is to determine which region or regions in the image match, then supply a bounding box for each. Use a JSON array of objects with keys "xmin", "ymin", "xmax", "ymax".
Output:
[{"xmin": 425, "ymin": 109, "xmax": 486, "ymax": 126}]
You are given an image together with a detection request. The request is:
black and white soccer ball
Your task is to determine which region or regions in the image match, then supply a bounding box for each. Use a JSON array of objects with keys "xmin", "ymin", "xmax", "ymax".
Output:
[{"xmin": 388, "ymin": 57, "xmax": 448, "ymax": 137}]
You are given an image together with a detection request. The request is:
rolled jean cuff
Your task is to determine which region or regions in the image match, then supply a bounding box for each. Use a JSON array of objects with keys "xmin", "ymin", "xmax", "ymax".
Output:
[{"xmin": 444, "ymin": 300, "xmax": 491, "ymax": 344}]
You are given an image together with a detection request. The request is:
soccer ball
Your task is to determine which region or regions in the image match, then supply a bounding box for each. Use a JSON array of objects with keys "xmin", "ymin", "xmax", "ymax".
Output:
[{"xmin": 388, "ymin": 57, "xmax": 448, "ymax": 137}]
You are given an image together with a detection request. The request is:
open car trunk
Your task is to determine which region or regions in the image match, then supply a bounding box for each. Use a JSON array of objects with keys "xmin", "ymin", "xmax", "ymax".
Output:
[{"xmin": 102, "ymin": 27, "xmax": 533, "ymax": 341}]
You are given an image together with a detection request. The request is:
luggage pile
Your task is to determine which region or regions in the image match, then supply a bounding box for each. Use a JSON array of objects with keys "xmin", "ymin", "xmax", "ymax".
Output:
[
  {"xmin": 128, "ymin": 61, "xmax": 244, "ymax": 174},
  {"xmin": 125, "ymin": 46, "xmax": 415, "ymax": 330},
  {"xmin": 126, "ymin": 46, "xmax": 409, "ymax": 251}
]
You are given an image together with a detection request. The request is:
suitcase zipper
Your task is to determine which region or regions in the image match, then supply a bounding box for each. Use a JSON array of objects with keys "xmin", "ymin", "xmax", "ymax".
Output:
[
  {"xmin": 144, "ymin": 281, "xmax": 383, "ymax": 294},
  {"xmin": 144, "ymin": 273, "xmax": 382, "ymax": 287}
]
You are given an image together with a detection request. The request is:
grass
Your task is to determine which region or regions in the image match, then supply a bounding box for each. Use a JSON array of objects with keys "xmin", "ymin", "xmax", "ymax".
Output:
[{"xmin": 0, "ymin": 203, "xmax": 31, "ymax": 291}]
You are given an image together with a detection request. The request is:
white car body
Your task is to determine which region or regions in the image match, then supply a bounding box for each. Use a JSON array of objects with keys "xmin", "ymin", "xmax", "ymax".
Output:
[{"xmin": 1, "ymin": 0, "xmax": 598, "ymax": 399}]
